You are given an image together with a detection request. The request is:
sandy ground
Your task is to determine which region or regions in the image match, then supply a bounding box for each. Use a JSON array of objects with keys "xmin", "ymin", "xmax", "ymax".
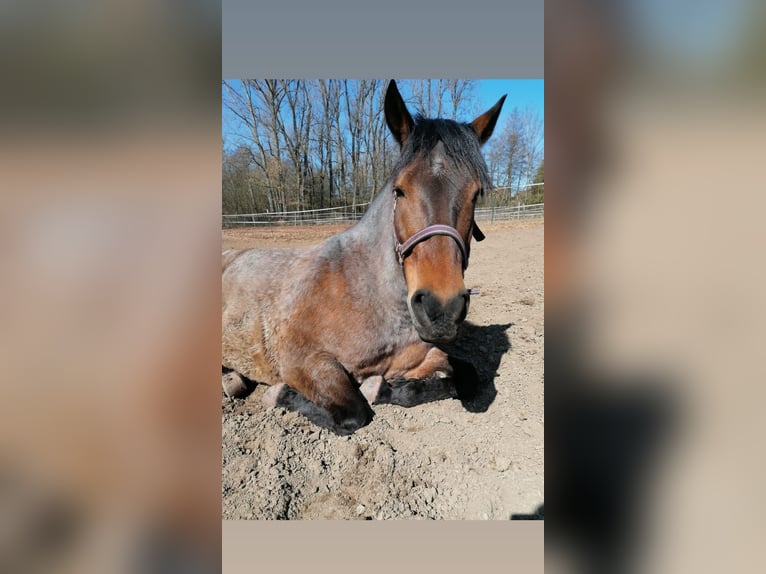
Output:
[{"xmin": 222, "ymin": 220, "xmax": 544, "ymax": 520}]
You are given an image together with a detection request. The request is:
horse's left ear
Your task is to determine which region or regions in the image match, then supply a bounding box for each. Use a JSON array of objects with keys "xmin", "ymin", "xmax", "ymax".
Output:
[{"xmin": 471, "ymin": 95, "xmax": 507, "ymax": 145}]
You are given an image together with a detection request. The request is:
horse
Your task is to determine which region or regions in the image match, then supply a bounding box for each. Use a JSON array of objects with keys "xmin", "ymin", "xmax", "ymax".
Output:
[{"xmin": 222, "ymin": 80, "xmax": 506, "ymax": 435}]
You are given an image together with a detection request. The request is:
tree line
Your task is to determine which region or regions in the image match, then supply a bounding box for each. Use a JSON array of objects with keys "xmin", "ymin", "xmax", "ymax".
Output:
[{"xmin": 222, "ymin": 79, "xmax": 543, "ymax": 215}]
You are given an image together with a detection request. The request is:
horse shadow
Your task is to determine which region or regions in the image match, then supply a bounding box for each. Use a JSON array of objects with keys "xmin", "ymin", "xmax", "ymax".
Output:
[
  {"xmin": 511, "ymin": 504, "xmax": 544, "ymax": 520},
  {"xmin": 440, "ymin": 321, "xmax": 512, "ymax": 413}
]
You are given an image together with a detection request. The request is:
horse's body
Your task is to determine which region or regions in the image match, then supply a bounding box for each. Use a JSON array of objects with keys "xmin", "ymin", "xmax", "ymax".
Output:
[
  {"xmin": 223, "ymin": 198, "xmax": 430, "ymax": 385},
  {"xmin": 222, "ymin": 80, "xmax": 505, "ymax": 434}
]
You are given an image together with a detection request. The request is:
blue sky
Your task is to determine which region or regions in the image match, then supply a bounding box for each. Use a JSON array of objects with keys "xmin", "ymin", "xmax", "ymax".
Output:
[
  {"xmin": 473, "ymin": 79, "xmax": 544, "ymax": 118},
  {"xmin": 223, "ymin": 79, "xmax": 544, "ymax": 151}
]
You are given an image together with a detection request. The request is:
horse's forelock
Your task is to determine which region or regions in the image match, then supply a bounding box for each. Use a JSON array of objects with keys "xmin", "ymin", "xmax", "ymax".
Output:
[{"xmin": 392, "ymin": 117, "xmax": 492, "ymax": 193}]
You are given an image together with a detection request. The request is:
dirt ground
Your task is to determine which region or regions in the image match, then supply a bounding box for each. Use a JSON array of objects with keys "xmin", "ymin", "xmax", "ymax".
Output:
[{"xmin": 221, "ymin": 220, "xmax": 544, "ymax": 520}]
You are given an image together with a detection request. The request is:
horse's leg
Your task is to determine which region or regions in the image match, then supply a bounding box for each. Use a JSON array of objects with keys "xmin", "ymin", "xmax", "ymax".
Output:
[
  {"xmin": 363, "ymin": 349, "xmax": 479, "ymax": 407},
  {"xmin": 366, "ymin": 372, "xmax": 458, "ymax": 407},
  {"xmin": 261, "ymin": 383, "xmax": 338, "ymax": 430},
  {"xmin": 269, "ymin": 356, "xmax": 375, "ymax": 435}
]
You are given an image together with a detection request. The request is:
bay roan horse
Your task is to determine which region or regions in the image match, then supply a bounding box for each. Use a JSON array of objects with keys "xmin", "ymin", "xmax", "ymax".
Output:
[{"xmin": 222, "ymin": 80, "xmax": 506, "ymax": 435}]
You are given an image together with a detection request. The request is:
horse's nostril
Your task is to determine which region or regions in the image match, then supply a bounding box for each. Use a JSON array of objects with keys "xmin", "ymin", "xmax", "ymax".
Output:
[{"xmin": 413, "ymin": 292, "xmax": 425, "ymax": 305}]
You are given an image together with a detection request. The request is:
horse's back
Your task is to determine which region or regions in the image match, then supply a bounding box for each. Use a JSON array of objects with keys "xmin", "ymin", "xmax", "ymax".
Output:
[{"xmin": 222, "ymin": 248, "xmax": 238, "ymax": 272}]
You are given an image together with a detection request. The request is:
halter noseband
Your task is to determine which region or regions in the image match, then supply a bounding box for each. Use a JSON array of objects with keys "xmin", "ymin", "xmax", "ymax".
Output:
[{"xmin": 392, "ymin": 190, "xmax": 470, "ymax": 270}]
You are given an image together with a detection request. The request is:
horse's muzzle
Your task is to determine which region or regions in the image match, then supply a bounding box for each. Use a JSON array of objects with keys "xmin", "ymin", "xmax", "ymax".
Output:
[{"xmin": 409, "ymin": 288, "xmax": 469, "ymax": 343}]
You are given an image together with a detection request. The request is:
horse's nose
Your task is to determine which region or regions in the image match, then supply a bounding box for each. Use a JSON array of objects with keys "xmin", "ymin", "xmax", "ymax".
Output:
[{"xmin": 410, "ymin": 288, "xmax": 469, "ymax": 330}]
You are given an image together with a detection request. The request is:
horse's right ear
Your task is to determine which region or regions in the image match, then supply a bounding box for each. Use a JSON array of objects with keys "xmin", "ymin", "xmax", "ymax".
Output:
[
  {"xmin": 385, "ymin": 80, "xmax": 414, "ymax": 148},
  {"xmin": 471, "ymin": 95, "xmax": 507, "ymax": 146}
]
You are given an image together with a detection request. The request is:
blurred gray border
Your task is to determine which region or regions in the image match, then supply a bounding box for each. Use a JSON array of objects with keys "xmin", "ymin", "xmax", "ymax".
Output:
[{"xmin": 223, "ymin": 0, "xmax": 543, "ymax": 78}]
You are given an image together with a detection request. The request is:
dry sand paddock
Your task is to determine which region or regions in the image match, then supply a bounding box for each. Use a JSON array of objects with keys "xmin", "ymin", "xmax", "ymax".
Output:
[{"xmin": 222, "ymin": 220, "xmax": 543, "ymax": 519}]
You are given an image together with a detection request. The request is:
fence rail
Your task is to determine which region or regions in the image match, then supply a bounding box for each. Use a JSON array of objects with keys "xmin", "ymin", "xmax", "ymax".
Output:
[
  {"xmin": 474, "ymin": 203, "xmax": 544, "ymax": 222},
  {"xmin": 222, "ymin": 201, "xmax": 543, "ymax": 228},
  {"xmin": 222, "ymin": 203, "xmax": 371, "ymax": 227}
]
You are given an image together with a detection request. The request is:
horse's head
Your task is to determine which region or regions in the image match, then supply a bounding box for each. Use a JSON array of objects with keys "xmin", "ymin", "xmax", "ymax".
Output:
[{"xmin": 385, "ymin": 80, "xmax": 506, "ymax": 344}]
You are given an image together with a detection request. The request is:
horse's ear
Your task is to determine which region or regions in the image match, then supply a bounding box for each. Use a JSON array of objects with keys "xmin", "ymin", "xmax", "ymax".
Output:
[
  {"xmin": 470, "ymin": 95, "xmax": 507, "ymax": 145},
  {"xmin": 385, "ymin": 80, "xmax": 414, "ymax": 148}
]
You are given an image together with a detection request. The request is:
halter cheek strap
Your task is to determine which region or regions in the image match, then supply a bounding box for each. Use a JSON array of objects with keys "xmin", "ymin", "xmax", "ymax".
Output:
[{"xmin": 392, "ymin": 191, "xmax": 470, "ymax": 270}]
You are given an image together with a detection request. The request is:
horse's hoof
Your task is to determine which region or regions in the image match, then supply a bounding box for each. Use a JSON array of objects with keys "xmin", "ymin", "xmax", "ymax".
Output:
[
  {"xmin": 336, "ymin": 401, "xmax": 375, "ymax": 435},
  {"xmin": 262, "ymin": 383, "xmax": 288, "ymax": 408},
  {"xmin": 360, "ymin": 376, "xmax": 384, "ymax": 404},
  {"xmin": 222, "ymin": 372, "xmax": 249, "ymax": 398}
]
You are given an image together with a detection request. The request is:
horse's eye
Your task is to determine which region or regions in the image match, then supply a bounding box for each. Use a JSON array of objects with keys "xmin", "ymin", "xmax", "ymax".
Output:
[
  {"xmin": 472, "ymin": 188, "xmax": 482, "ymax": 203},
  {"xmin": 394, "ymin": 187, "xmax": 406, "ymax": 198}
]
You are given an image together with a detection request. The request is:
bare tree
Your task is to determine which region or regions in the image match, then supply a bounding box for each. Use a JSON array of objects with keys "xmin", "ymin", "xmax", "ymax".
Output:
[
  {"xmin": 223, "ymin": 79, "xmax": 289, "ymax": 211},
  {"xmin": 222, "ymin": 79, "xmax": 529, "ymax": 215},
  {"xmin": 278, "ymin": 79, "xmax": 314, "ymax": 210},
  {"xmin": 407, "ymin": 79, "xmax": 474, "ymax": 118},
  {"xmin": 446, "ymin": 80, "xmax": 473, "ymax": 119},
  {"xmin": 480, "ymin": 104, "xmax": 544, "ymax": 206}
]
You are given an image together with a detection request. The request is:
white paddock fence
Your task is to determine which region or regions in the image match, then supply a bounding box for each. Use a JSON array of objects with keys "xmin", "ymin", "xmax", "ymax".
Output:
[
  {"xmin": 474, "ymin": 202, "xmax": 544, "ymax": 222},
  {"xmin": 222, "ymin": 203, "xmax": 371, "ymax": 227},
  {"xmin": 222, "ymin": 201, "xmax": 543, "ymax": 228}
]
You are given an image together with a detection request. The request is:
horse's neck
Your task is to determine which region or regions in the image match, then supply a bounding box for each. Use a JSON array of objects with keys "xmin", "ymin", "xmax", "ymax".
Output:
[
  {"xmin": 343, "ymin": 188, "xmax": 407, "ymax": 300},
  {"xmin": 357, "ymin": 188, "xmax": 395, "ymax": 247}
]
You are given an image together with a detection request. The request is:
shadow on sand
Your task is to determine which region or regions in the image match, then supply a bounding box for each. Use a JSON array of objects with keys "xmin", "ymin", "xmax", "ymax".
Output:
[{"xmin": 440, "ymin": 321, "xmax": 512, "ymax": 413}]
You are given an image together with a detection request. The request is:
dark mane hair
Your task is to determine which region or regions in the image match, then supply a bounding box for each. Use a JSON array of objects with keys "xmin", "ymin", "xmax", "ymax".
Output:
[{"xmin": 392, "ymin": 115, "xmax": 493, "ymax": 195}]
